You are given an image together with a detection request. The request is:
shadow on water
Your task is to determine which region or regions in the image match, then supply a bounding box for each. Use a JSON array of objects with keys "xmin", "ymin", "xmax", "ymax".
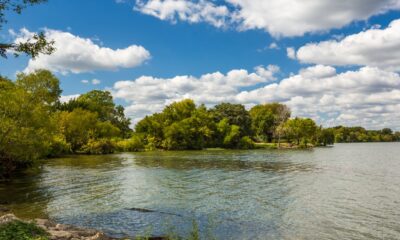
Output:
[{"xmin": 0, "ymin": 170, "xmax": 49, "ymax": 219}]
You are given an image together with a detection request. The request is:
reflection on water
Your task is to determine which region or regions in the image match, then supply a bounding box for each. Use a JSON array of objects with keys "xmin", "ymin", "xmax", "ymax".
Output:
[{"xmin": 1, "ymin": 143, "xmax": 400, "ymax": 239}]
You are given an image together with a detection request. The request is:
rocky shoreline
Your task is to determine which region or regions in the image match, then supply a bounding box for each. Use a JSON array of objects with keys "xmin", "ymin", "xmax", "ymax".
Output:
[{"xmin": 0, "ymin": 212, "xmax": 113, "ymax": 240}]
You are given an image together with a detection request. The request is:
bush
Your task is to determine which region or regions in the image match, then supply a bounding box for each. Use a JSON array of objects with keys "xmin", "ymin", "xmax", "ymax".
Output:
[
  {"xmin": 239, "ymin": 136, "xmax": 255, "ymax": 149},
  {"xmin": 47, "ymin": 135, "xmax": 71, "ymax": 157},
  {"xmin": 81, "ymin": 138, "xmax": 115, "ymax": 154},
  {"xmin": 0, "ymin": 220, "xmax": 49, "ymax": 240},
  {"xmin": 114, "ymin": 135, "xmax": 144, "ymax": 152}
]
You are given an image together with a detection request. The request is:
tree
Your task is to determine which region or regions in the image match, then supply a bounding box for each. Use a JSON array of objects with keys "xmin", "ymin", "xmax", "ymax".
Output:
[
  {"xmin": 318, "ymin": 128, "xmax": 335, "ymax": 146},
  {"xmin": 249, "ymin": 105, "xmax": 275, "ymax": 141},
  {"xmin": 284, "ymin": 118, "xmax": 317, "ymax": 147},
  {"xmin": 16, "ymin": 69, "xmax": 62, "ymax": 106},
  {"xmin": 0, "ymin": 0, "xmax": 54, "ymax": 58},
  {"xmin": 212, "ymin": 103, "xmax": 252, "ymax": 136},
  {"xmin": 60, "ymin": 90, "xmax": 132, "ymax": 137},
  {"xmin": 249, "ymin": 103, "xmax": 291, "ymax": 142},
  {"xmin": 56, "ymin": 109, "xmax": 99, "ymax": 152},
  {"xmin": 381, "ymin": 128, "xmax": 393, "ymax": 135},
  {"xmin": 0, "ymin": 77, "xmax": 54, "ymax": 177}
]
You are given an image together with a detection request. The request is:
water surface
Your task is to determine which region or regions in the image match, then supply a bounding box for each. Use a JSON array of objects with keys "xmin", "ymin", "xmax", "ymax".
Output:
[{"xmin": 1, "ymin": 143, "xmax": 400, "ymax": 239}]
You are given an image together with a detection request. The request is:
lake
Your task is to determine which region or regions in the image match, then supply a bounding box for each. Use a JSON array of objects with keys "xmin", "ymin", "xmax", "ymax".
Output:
[{"xmin": 1, "ymin": 143, "xmax": 400, "ymax": 239}]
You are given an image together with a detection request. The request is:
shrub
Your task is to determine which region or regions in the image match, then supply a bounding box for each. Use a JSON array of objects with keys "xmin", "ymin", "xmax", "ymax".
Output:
[
  {"xmin": 239, "ymin": 136, "xmax": 255, "ymax": 149},
  {"xmin": 81, "ymin": 138, "xmax": 115, "ymax": 154},
  {"xmin": 47, "ymin": 135, "xmax": 71, "ymax": 157},
  {"xmin": 0, "ymin": 220, "xmax": 49, "ymax": 240},
  {"xmin": 114, "ymin": 135, "xmax": 144, "ymax": 152}
]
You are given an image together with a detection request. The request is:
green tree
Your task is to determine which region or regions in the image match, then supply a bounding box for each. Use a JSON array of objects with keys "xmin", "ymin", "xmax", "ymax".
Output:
[
  {"xmin": 60, "ymin": 90, "xmax": 132, "ymax": 137},
  {"xmin": 249, "ymin": 105, "xmax": 275, "ymax": 141},
  {"xmin": 0, "ymin": 78, "xmax": 54, "ymax": 177},
  {"xmin": 284, "ymin": 118, "xmax": 317, "ymax": 147},
  {"xmin": 56, "ymin": 108, "xmax": 99, "ymax": 152},
  {"xmin": 249, "ymin": 103, "xmax": 291, "ymax": 142},
  {"xmin": 212, "ymin": 103, "xmax": 252, "ymax": 136},
  {"xmin": 318, "ymin": 128, "xmax": 335, "ymax": 146},
  {"xmin": 16, "ymin": 69, "xmax": 62, "ymax": 106}
]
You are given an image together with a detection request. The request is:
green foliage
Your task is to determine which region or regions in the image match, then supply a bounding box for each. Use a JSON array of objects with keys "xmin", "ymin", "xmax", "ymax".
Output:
[
  {"xmin": 47, "ymin": 134, "xmax": 71, "ymax": 157},
  {"xmin": 331, "ymin": 126, "xmax": 399, "ymax": 143},
  {"xmin": 16, "ymin": 70, "xmax": 62, "ymax": 106},
  {"xmin": 0, "ymin": 0, "xmax": 54, "ymax": 59},
  {"xmin": 239, "ymin": 136, "xmax": 255, "ymax": 149},
  {"xmin": 0, "ymin": 220, "xmax": 49, "ymax": 240},
  {"xmin": 56, "ymin": 108, "xmax": 98, "ymax": 151},
  {"xmin": 136, "ymin": 100, "xmax": 216, "ymax": 150},
  {"xmin": 317, "ymin": 128, "xmax": 335, "ymax": 146},
  {"xmin": 81, "ymin": 138, "xmax": 115, "ymax": 155},
  {"xmin": 250, "ymin": 103, "xmax": 291, "ymax": 142},
  {"xmin": 212, "ymin": 103, "xmax": 252, "ymax": 136},
  {"xmin": 222, "ymin": 125, "xmax": 241, "ymax": 148},
  {"xmin": 0, "ymin": 75, "xmax": 55, "ymax": 177},
  {"xmin": 114, "ymin": 134, "xmax": 145, "ymax": 152},
  {"xmin": 0, "ymin": 72, "xmax": 135, "ymax": 178},
  {"xmin": 284, "ymin": 118, "xmax": 317, "ymax": 147},
  {"xmin": 59, "ymin": 90, "xmax": 131, "ymax": 138}
]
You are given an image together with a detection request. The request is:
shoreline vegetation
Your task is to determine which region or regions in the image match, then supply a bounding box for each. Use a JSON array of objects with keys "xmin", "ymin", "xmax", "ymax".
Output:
[
  {"xmin": 1, "ymin": 70, "xmax": 399, "ymax": 178},
  {"xmin": 0, "ymin": 210, "xmax": 203, "ymax": 240}
]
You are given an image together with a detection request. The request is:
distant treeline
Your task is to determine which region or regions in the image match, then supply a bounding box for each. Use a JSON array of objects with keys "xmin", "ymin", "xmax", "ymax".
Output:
[
  {"xmin": 329, "ymin": 126, "xmax": 400, "ymax": 143},
  {"xmin": 1, "ymin": 70, "xmax": 399, "ymax": 178}
]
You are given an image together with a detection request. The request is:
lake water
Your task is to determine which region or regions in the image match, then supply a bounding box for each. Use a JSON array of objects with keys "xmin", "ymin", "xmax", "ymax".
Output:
[{"xmin": 1, "ymin": 143, "xmax": 400, "ymax": 239}]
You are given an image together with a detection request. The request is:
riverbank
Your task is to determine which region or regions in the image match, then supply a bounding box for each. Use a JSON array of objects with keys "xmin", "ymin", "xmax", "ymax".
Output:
[{"xmin": 0, "ymin": 211, "xmax": 115, "ymax": 240}]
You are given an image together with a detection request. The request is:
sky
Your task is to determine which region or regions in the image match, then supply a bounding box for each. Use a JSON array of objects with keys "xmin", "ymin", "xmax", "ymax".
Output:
[{"xmin": 1, "ymin": 0, "xmax": 400, "ymax": 130}]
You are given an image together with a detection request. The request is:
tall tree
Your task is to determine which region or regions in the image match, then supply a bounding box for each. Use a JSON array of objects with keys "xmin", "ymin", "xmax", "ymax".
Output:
[
  {"xmin": 16, "ymin": 69, "xmax": 62, "ymax": 106},
  {"xmin": 212, "ymin": 103, "xmax": 252, "ymax": 136}
]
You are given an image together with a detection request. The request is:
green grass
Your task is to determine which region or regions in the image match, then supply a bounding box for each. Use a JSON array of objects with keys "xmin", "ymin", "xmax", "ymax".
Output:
[{"xmin": 0, "ymin": 220, "xmax": 49, "ymax": 240}]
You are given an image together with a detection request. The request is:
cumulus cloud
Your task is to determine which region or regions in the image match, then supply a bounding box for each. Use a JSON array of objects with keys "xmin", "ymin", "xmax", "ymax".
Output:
[
  {"xmin": 236, "ymin": 65, "xmax": 400, "ymax": 129},
  {"xmin": 134, "ymin": 0, "xmax": 400, "ymax": 37},
  {"xmin": 295, "ymin": 18, "xmax": 400, "ymax": 71},
  {"xmin": 14, "ymin": 28, "xmax": 151, "ymax": 74},
  {"xmin": 135, "ymin": 0, "xmax": 230, "ymax": 28},
  {"xmin": 286, "ymin": 47, "xmax": 296, "ymax": 59},
  {"xmin": 112, "ymin": 65, "xmax": 400, "ymax": 130}
]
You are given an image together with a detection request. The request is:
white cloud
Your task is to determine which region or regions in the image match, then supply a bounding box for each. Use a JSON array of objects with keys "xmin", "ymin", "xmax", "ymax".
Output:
[
  {"xmin": 81, "ymin": 79, "xmax": 101, "ymax": 85},
  {"xmin": 296, "ymin": 19, "xmax": 400, "ymax": 71},
  {"xmin": 236, "ymin": 66, "xmax": 400, "ymax": 129},
  {"xmin": 112, "ymin": 65, "xmax": 400, "ymax": 130},
  {"xmin": 91, "ymin": 79, "xmax": 101, "ymax": 85},
  {"xmin": 60, "ymin": 94, "xmax": 80, "ymax": 103},
  {"xmin": 135, "ymin": 0, "xmax": 230, "ymax": 28},
  {"xmin": 14, "ymin": 28, "xmax": 151, "ymax": 74},
  {"xmin": 134, "ymin": 0, "xmax": 400, "ymax": 37},
  {"xmin": 286, "ymin": 47, "xmax": 296, "ymax": 59},
  {"xmin": 268, "ymin": 42, "xmax": 279, "ymax": 50}
]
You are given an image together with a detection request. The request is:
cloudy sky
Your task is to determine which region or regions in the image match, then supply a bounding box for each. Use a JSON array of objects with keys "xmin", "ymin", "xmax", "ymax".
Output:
[{"xmin": 1, "ymin": 0, "xmax": 400, "ymax": 130}]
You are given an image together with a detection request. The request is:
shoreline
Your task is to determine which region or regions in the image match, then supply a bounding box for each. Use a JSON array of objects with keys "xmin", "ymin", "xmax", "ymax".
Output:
[{"xmin": 0, "ymin": 211, "xmax": 166, "ymax": 240}]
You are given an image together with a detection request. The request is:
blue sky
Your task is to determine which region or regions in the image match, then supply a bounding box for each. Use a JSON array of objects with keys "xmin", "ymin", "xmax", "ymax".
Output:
[{"xmin": 1, "ymin": 0, "xmax": 400, "ymax": 129}]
